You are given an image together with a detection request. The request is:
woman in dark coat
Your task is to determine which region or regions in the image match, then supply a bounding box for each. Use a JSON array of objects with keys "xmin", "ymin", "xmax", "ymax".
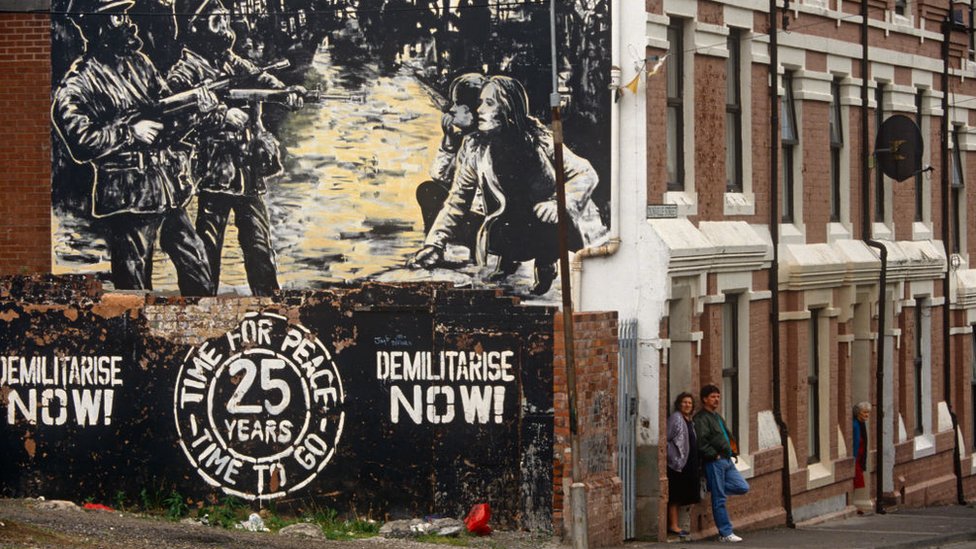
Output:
[
  {"xmin": 853, "ymin": 401, "xmax": 871, "ymax": 490},
  {"xmin": 666, "ymin": 392, "xmax": 700, "ymax": 537}
]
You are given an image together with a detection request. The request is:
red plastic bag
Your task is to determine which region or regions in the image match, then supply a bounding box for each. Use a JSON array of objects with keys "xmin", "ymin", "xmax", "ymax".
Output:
[
  {"xmin": 83, "ymin": 503, "xmax": 114, "ymax": 512},
  {"xmin": 464, "ymin": 503, "xmax": 492, "ymax": 536}
]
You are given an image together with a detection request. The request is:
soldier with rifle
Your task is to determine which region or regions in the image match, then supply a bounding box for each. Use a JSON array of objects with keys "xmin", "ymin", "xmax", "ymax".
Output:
[
  {"xmin": 52, "ymin": 0, "xmax": 217, "ymax": 294},
  {"xmin": 167, "ymin": 0, "xmax": 305, "ymax": 296}
]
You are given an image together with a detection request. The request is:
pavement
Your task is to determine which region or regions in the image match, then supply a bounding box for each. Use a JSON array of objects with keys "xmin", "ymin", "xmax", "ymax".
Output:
[{"xmin": 611, "ymin": 504, "xmax": 976, "ymax": 548}]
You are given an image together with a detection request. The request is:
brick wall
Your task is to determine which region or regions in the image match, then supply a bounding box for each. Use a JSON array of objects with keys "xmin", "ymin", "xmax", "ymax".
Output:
[
  {"xmin": 553, "ymin": 311, "xmax": 623, "ymax": 548},
  {"xmin": 0, "ymin": 14, "xmax": 51, "ymax": 275}
]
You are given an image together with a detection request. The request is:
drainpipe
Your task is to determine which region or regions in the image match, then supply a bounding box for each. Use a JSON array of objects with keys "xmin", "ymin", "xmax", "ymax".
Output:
[
  {"xmin": 860, "ymin": 0, "xmax": 888, "ymax": 515},
  {"xmin": 570, "ymin": 0, "xmax": 621, "ymax": 306},
  {"xmin": 939, "ymin": 16, "xmax": 966, "ymax": 506},
  {"xmin": 769, "ymin": 0, "xmax": 794, "ymax": 529}
]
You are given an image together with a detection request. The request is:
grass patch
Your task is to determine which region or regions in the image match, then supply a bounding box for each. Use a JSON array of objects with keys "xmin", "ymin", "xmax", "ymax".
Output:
[
  {"xmin": 414, "ymin": 533, "xmax": 470, "ymax": 546},
  {"xmin": 198, "ymin": 496, "xmax": 248, "ymax": 529},
  {"xmin": 0, "ymin": 519, "xmax": 84, "ymax": 547},
  {"xmin": 301, "ymin": 505, "xmax": 379, "ymax": 540}
]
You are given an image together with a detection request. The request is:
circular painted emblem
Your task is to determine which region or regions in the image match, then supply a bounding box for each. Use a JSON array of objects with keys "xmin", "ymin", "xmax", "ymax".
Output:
[{"xmin": 174, "ymin": 312, "xmax": 344, "ymax": 500}]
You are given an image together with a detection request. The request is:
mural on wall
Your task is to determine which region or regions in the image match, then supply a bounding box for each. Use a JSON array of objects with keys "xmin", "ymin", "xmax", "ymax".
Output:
[
  {"xmin": 51, "ymin": 0, "xmax": 611, "ymax": 300},
  {"xmin": 0, "ymin": 279, "xmax": 554, "ymax": 528}
]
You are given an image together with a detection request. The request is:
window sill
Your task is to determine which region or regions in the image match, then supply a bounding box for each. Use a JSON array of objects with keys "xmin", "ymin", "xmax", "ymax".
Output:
[
  {"xmin": 723, "ymin": 192, "xmax": 754, "ymax": 216},
  {"xmin": 826, "ymin": 222, "xmax": 852, "ymax": 244},
  {"xmin": 664, "ymin": 191, "xmax": 698, "ymax": 217},
  {"xmin": 780, "ymin": 222, "xmax": 805, "ymax": 245},
  {"xmin": 806, "ymin": 461, "xmax": 834, "ymax": 490},
  {"xmin": 872, "ymin": 222, "xmax": 893, "ymax": 241},
  {"xmin": 734, "ymin": 454, "xmax": 754, "ymax": 479},
  {"xmin": 913, "ymin": 433, "xmax": 936, "ymax": 459},
  {"xmin": 912, "ymin": 221, "xmax": 933, "ymax": 242}
]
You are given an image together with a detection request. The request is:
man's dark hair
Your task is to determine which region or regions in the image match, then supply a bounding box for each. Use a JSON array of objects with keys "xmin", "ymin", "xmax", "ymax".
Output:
[{"xmin": 700, "ymin": 384, "xmax": 721, "ymax": 401}]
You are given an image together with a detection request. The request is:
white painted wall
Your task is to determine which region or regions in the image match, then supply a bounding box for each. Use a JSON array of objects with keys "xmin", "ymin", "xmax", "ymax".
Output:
[{"xmin": 578, "ymin": 4, "xmax": 665, "ymax": 450}]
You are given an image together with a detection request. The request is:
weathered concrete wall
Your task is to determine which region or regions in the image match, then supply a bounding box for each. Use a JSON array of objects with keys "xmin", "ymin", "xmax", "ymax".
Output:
[{"xmin": 0, "ymin": 276, "xmax": 553, "ymax": 528}]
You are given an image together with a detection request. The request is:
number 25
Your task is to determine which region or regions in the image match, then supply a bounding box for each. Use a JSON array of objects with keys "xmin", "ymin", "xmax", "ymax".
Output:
[{"xmin": 226, "ymin": 358, "xmax": 291, "ymax": 415}]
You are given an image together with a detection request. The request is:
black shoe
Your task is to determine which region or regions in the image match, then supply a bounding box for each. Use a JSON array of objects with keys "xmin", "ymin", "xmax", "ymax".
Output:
[
  {"xmin": 488, "ymin": 257, "xmax": 518, "ymax": 282},
  {"xmin": 531, "ymin": 263, "xmax": 557, "ymax": 295}
]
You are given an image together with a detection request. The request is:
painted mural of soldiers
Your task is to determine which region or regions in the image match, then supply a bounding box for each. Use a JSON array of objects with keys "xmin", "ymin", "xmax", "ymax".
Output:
[
  {"xmin": 131, "ymin": 0, "xmax": 180, "ymax": 73},
  {"xmin": 167, "ymin": 0, "xmax": 303, "ymax": 296},
  {"xmin": 52, "ymin": 0, "xmax": 214, "ymax": 294}
]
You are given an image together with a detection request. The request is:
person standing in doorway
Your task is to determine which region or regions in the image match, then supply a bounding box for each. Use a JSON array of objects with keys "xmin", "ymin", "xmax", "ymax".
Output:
[
  {"xmin": 694, "ymin": 384, "xmax": 749, "ymax": 543},
  {"xmin": 853, "ymin": 402, "xmax": 871, "ymax": 492},
  {"xmin": 667, "ymin": 392, "xmax": 700, "ymax": 538}
]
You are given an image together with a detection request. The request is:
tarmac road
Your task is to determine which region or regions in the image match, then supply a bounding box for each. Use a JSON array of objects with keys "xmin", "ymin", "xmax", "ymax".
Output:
[{"xmin": 620, "ymin": 504, "xmax": 976, "ymax": 548}]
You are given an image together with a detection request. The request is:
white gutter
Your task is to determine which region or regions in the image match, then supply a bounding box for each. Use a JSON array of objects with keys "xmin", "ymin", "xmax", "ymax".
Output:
[{"xmin": 571, "ymin": 0, "xmax": 622, "ymax": 306}]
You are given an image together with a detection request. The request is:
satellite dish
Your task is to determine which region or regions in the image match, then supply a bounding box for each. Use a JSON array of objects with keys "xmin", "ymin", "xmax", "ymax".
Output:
[{"xmin": 875, "ymin": 114, "xmax": 923, "ymax": 182}]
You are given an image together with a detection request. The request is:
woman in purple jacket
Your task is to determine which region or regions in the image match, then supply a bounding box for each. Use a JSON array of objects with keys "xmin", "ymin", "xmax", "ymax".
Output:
[{"xmin": 667, "ymin": 392, "xmax": 700, "ymax": 537}]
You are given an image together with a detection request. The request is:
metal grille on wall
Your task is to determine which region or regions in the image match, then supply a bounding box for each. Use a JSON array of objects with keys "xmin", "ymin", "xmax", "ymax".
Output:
[{"xmin": 617, "ymin": 318, "xmax": 638, "ymax": 540}]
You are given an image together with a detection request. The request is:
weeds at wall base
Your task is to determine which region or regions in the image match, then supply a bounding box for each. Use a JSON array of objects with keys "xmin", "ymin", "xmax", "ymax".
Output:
[{"xmin": 105, "ymin": 487, "xmax": 381, "ymax": 539}]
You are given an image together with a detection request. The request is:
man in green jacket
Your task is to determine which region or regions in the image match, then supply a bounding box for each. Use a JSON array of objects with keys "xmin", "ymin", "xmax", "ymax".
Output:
[{"xmin": 693, "ymin": 384, "xmax": 749, "ymax": 543}]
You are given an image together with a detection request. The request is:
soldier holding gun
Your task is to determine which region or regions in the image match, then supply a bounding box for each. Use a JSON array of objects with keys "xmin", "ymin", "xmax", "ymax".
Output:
[
  {"xmin": 167, "ymin": 0, "xmax": 305, "ymax": 296},
  {"xmin": 53, "ymin": 0, "xmax": 216, "ymax": 294}
]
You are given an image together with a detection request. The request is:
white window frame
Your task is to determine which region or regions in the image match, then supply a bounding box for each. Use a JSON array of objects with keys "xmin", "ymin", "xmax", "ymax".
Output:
[{"xmin": 912, "ymin": 297, "xmax": 934, "ymax": 458}]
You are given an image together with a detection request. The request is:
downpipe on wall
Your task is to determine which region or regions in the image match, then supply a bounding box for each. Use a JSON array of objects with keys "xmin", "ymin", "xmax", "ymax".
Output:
[
  {"xmin": 571, "ymin": 0, "xmax": 621, "ymax": 307},
  {"xmin": 940, "ymin": 16, "xmax": 966, "ymax": 507},
  {"xmin": 860, "ymin": 0, "xmax": 887, "ymax": 515},
  {"xmin": 550, "ymin": 3, "xmax": 588, "ymax": 548},
  {"xmin": 768, "ymin": 0, "xmax": 795, "ymax": 528}
]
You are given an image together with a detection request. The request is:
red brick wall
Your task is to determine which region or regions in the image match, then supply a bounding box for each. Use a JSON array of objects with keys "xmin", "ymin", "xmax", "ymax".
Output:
[
  {"xmin": 553, "ymin": 311, "xmax": 623, "ymax": 548},
  {"xmin": 0, "ymin": 14, "xmax": 51, "ymax": 275}
]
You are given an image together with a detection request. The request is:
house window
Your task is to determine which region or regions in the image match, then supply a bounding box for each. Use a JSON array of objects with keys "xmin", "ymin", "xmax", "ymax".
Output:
[
  {"xmin": 781, "ymin": 71, "xmax": 798, "ymax": 223},
  {"xmin": 722, "ymin": 294, "xmax": 740, "ymax": 441},
  {"xmin": 915, "ymin": 89, "xmax": 925, "ymax": 222},
  {"xmin": 666, "ymin": 21, "xmax": 685, "ymax": 191},
  {"xmin": 875, "ymin": 83, "xmax": 886, "ymax": 222},
  {"xmin": 726, "ymin": 29, "xmax": 743, "ymax": 193},
  {"xmin": 808, "ymin": 309, "xmax": 823, "ymax": 463},
  {"xmin": 913, "ymin": 298, "xmax": 930, "ymax": 435},
  {"xmin": 971, "ymin": 331, "xmax": 976, "ymax": 450},
  {"xmin": 829, "ymin": 78, "xmax": 843, "ymax": 222},
  {"xmin": 952, "ymin": 125, "xmax": 964, "ymax": 254},
  {"xmin": 969, "ymin": 326, "xmax": 976, "ymax": 450},
  {"xmin": 895, "ymin": 0, "xmax": 907, "ymax": 16}
]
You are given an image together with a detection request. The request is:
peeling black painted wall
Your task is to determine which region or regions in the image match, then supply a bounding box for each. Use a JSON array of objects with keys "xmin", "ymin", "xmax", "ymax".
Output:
[{"xmin": 0, "ymin": 276, "xmax": 553, "ymax": 529}]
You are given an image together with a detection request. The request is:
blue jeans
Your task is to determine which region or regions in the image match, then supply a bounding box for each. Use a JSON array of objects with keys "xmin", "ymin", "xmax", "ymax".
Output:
[{"xmin": 704, "ymin": 457, "xmax": 750, "ymax": 536}]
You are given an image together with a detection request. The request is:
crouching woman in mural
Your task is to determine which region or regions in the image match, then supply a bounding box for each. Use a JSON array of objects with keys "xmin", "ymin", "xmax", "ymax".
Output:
[
  {"xmin": 415, "ymin": 72, "xmax": 487, "ymax": 257},
  {"xmin": 407, "ymin": 75, "xmax": 606, "ymax": 295}
]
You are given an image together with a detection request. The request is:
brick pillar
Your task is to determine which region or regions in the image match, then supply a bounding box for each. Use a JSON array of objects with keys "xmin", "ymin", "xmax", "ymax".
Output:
[{"xmin": 554, "ymin": 311, "xmax": 623, "ymax": 547}]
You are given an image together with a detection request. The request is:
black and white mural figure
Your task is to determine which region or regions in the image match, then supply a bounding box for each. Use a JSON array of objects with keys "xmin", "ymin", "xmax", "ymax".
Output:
[
  {"xmin": 414, "ymin": 72, "xmax": 486, "ymax": 257},
  {"xmin": 407, "ymin": 75, "xmax": 603, "ymax": 296},
  {"xmin": 130, "ymin": 0, "xmax": 179, "ymax": 73},
  {"xmin": 167, "ymin": 0, "xmax": 305, "ymax": 296},
  {"xmin": 52, "ymin": 0, "xmax": 611, "ymax": 302},
  {"xmin": 52, "ymin": 0, "xmax": 215, "ymax": 294}
]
